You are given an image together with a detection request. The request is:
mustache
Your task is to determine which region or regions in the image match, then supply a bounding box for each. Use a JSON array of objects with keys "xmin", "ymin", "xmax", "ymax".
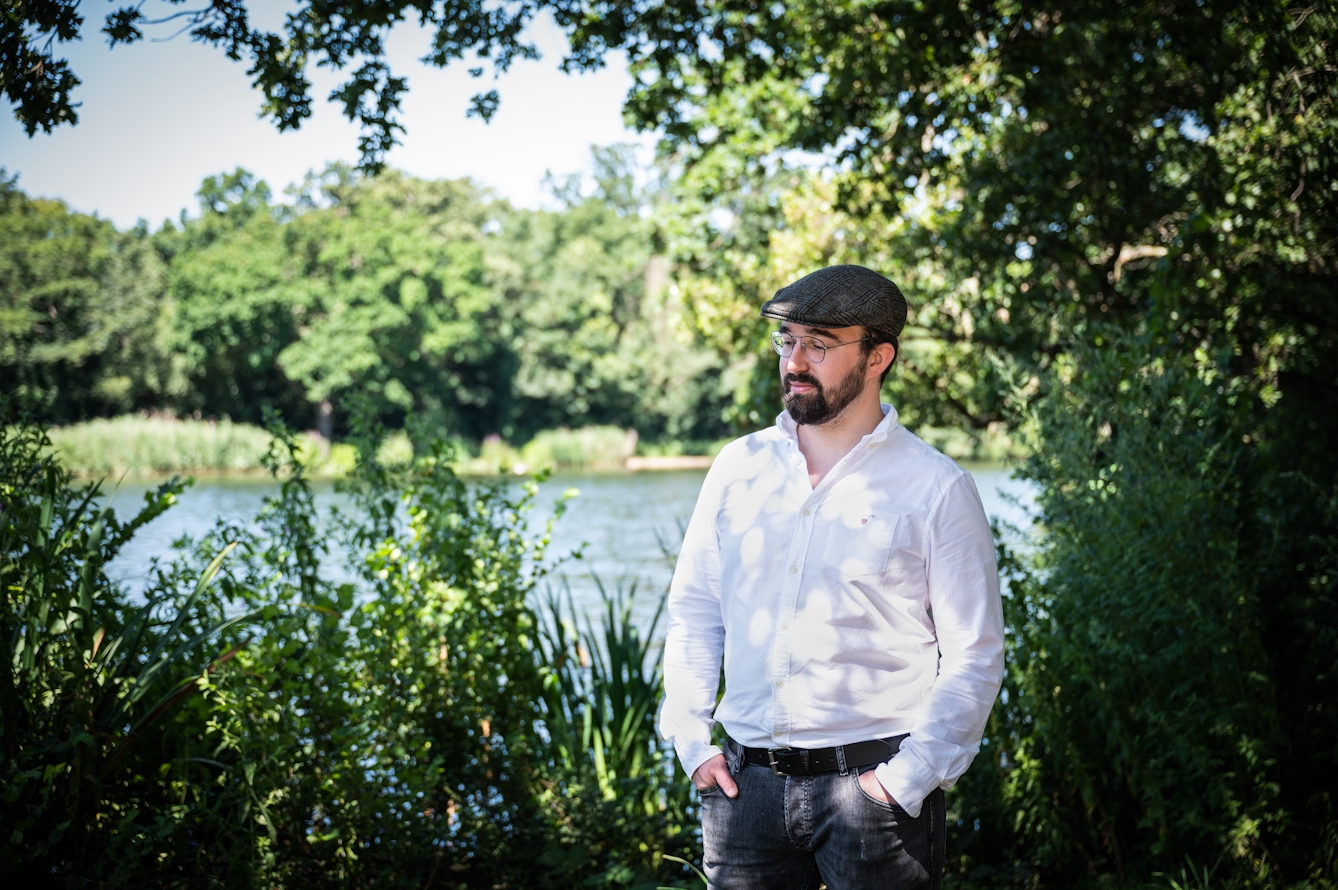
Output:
[{"xmin": 784, "ymin": 373, "xmax": 821, "ymax": 393}]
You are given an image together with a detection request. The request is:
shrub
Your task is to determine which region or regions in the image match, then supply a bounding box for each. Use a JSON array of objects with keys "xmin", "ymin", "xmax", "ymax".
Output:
[
  {"xmin": 521, "ymin": 426, "xmax": 638, "ymax": 471},
  {"xmin": 0, "ymin": 420, "xmax": 267, "ymax": 884},
  {"xmin": 0, "ymin": 414, "xmax": 700, "ymax": 888},
  {"xmin": 457, "ymin": 433, "xmax": 525, "ymax": 476},
  {"xmin": 945, "ymin": 342, "xmax": 1338, "ymax": 889}
]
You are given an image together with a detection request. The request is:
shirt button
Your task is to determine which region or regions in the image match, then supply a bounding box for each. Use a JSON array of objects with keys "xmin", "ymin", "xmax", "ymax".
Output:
[
  {"xmin": 790, "ymin": 565, "xmax": 798, "ymax": 574},
  {"xmin": 803, "ymin": 509, "xmax": 810, "ymax": 516},
  {"xmin": 781, "ymin": 621, "xmax": 790, "ymax": 630},
  {"xmin": 775, "ymin": 680, "xmax": 784, "ymax": 688}
]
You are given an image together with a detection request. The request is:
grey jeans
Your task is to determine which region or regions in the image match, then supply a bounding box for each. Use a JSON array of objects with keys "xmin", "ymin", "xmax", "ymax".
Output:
[{"xmin": 699, "ymin": 744, "xmax": 946, "ymax": 890}]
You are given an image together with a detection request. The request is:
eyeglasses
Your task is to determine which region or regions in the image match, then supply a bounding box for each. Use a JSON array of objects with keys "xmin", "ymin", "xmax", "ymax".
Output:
[{"xmin": 770, "ymin": 331, "xmax": 870, "ymax": 364}]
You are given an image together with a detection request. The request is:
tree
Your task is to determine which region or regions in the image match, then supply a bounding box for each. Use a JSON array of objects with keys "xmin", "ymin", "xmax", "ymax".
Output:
[
  {"xmin": 494, "ymin": 144, "xmax": 731, "ymax": 442},
  {"xmin": 603, "ymin": 2, "xmax": 1336, "ymax": 883},
  {"xmin": 4, "ymin": 0, "xmax": 621, "ymax": 171},
  {"xmin": 158, "ymin": 170, "xmax": 311, "ymax": 427},
  {"xmin": 275, "ymin": 168, "xmax": 508, "ymax": 438},
  {"xmin": 0, "ymin": 171, "xmax": 174, "ymax": 422}
]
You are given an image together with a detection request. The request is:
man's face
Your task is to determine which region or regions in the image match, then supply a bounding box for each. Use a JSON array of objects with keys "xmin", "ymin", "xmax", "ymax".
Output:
[{"xmin": 778, "ymin": 322, "xmax": 871, "ymax": 426}]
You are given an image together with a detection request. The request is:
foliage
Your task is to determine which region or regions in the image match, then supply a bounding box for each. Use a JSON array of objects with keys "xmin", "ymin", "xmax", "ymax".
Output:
[
  {"xmin": 0, "ymin": 412, "xmax": 700, "ymax": 887},
  {"xmin": 6, "ymin": 1, "xmax": 1337, "ymax": 885},
  {"xmin": 536, "ymin": 581, "xmax": 697, "ymax": 885},
  {"xmin": 40, "ymin": 415, "xmax": 356, "ymax": 478},
  {"xmin": 0, "ymin": 171, "xmax": 175, "ymax": 422},
  {"xmin": 591, "ymin": 2, "xmax": 1338, "ymax": 884},
  {"xmin": 0, "ymin": 416, "xmax": 260, "ymax": 883},
  {"xmin": 0, "ymin": 0, "xmax": 80, "ymax": 136},
  {"xmin": 521, "ymin": 425, "xmax": 637, "ymax": 471},
  {"xmin": 492, "ymin": 144, "xmax": 731, "ymax": 443},
  {"xmin": 1, "ymin": 157, "xmax": 734, "ymax": 446},
  {"xmin": 949, "ymin": 344, "xmax": 1303, "ymax": 887},
  {"xmin": 44, "ymin": 415, "xmax": 270, "ymax": 476}
]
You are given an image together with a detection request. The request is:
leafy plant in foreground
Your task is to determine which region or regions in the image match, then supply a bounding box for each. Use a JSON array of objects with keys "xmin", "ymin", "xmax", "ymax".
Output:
[{"xmin": 0, "ymin": 418, "xmax": 259, "ymax": 884}]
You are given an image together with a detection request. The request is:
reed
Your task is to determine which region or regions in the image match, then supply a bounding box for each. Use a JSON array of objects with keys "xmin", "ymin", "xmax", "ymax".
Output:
[
  {"xmin": 520, "ymin": 425, "xmax": 638, "ymax": 470},
  {"xmin": 44, "ymin": 415, "xmax": 356, "ymax": 477}
]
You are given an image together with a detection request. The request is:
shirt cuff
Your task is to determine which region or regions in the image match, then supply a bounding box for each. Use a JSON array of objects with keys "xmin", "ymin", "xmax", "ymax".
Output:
[
  {"xmin": 677, "ymin": 742, "xmax": 723, "ymax": 783},
  {"xmin": 874, "ymin": 747, "xmax": 940, "ymax": 819}
]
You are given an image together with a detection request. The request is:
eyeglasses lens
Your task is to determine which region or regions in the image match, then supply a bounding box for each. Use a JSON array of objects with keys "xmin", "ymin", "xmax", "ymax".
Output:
[{"xmin": 770, "ymin": 333, "xmax": 826, "ymax": 362}]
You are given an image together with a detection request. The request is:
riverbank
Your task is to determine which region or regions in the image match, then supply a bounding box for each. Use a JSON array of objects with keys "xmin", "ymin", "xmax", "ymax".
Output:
[
  {"xmin": 43, "ymin": 416, "xmax": 357, "ymax": 478},
  {"xmin": 43, "ymin": 414, "xmax": 1025, "ymax": 478},
  {"xmin": 43, "ymin": 416, "xmax": 728, "ymax": 478}
]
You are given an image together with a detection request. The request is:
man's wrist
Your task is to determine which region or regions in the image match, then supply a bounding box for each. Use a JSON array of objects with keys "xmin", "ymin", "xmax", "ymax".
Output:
[
  {"xmin": 678, "ymin": 743, "xmax": 723, "ymax": 782},
  {"xmin": 875, "ymin": 751, "xmax": 937, "ymax": 818}
]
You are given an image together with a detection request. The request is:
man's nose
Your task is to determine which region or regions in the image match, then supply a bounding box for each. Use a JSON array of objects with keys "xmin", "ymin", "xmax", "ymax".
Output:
[{"xmin": 785, "ymin": 345, "xmax": 811, "ymax": 373}]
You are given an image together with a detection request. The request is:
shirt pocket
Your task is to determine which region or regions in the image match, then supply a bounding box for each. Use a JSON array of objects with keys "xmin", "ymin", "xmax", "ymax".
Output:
[{"xmin": 822, "ymin": 510, "xmax": 900, "ymax": 580}]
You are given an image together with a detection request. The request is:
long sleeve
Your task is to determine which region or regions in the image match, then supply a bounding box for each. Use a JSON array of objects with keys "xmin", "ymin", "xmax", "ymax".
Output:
[
  {"xmin": 875, "ymin": 472, "xmax": 1005, "ymax": 817},
  {"xmin": 657, "ymin": 462, "xmax": 728, "ymax": 780}
]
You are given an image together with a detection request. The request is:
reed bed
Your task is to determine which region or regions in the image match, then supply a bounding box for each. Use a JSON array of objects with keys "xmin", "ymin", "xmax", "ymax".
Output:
[
  {"xmin": 44, "ymin": 416, "xmax": 356, "ymax": 478},
  {"xmin": 41, "ymin": 415, "xmax": 728, "ymax": 479},
  {"xmin": 46, "ymin": 416, "xmax": 272, "ymax": 476},
  {"xmin": 520, "ymin": 425, "xmax": 639, "ymax": 471}
]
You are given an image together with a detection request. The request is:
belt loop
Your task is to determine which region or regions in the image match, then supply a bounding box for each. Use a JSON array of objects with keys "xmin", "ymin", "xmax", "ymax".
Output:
[{"xmin": 835, "ymin": 744, "xmax": 848, "ymax": 776}]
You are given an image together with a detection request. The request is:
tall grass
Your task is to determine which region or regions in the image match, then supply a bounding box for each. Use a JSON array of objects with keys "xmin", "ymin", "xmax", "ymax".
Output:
[
  {"xmin": 44, "ymin": 415, "xmax": 356, "ymax": 477},
  {"xmin": 521, "ymin": 425, "xmax": 638, "ymax": 471}
]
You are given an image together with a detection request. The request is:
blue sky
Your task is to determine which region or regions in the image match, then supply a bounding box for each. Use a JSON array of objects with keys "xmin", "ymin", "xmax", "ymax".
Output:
[{"xmin": 0, "ymin": 8, "xmax": 652, "ymax": 228}]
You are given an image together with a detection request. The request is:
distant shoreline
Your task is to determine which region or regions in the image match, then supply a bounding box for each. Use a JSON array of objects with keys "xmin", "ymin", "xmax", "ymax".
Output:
[{"xmin": 42, "ymin": 415, "xmax": 1019, "ymax": 479}]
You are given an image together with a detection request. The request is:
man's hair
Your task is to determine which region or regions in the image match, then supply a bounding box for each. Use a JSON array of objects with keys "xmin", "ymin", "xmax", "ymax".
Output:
[{"xmin": 861, "ymin": 324, "xmax": 899, "ymax": 385}]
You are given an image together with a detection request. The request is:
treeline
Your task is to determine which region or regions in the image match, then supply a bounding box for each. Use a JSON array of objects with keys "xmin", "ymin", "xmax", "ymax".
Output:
[{"xmin": 0, "ymin": 149, "xmax": 732, "ymax": 447}]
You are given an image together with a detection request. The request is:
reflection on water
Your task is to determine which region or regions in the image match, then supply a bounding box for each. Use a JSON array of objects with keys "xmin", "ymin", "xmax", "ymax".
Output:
[{"xmin": 98, "ymin": 464, "xmax": 1036, "ymax": 629}]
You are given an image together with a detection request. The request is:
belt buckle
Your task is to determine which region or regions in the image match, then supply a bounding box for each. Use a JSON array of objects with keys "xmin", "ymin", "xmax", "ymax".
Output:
[{"xmin": 767, "ymin": 746, "xmax": 796, "ymax": 776}]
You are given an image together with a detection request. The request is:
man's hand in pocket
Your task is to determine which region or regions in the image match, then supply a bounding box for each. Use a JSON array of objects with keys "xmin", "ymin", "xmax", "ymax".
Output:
[
  {"xmin": 858, "ymin": 769, "xmax": 899, "ymax": 807},
  {"xmin": 692, "ymin": 754, "xmax": 738, "ymax": 798}
]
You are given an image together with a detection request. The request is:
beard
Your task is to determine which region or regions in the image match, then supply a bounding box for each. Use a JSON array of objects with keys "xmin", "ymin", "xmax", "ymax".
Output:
[{"xmin": 783, "ymin": 361, "xmax": 867, "ymax": 426}]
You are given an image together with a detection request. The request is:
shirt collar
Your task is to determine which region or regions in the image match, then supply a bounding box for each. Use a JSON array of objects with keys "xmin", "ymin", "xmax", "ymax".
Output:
[{"xmin": 777, "ymin": 402, "xmax": 900, "ymax": 446}]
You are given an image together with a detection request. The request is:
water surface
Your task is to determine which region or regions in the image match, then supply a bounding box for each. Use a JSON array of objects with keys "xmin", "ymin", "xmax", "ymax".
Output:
[{"xmin": 99, "ymin": 465, "xmax": 1035, "ymax": 628}]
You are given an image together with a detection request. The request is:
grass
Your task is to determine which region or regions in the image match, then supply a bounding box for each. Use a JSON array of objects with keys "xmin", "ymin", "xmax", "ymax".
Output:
[
  {"xmin": 43, "ymin": 415, "xmax": 1018, "ymax": 479},
  {"xmin": 44, "ymin": 416, "xmax": 355, "ymax": 478},
  {"xmin": 519, "ymin": 425, "xmax": 639, "ymax": 471}
]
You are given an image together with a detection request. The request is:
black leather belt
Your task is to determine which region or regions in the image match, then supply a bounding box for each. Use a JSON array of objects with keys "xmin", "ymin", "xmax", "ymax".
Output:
[{"xmin": 727, "ymin": 734, "xmax": 905, "ymax": 777}]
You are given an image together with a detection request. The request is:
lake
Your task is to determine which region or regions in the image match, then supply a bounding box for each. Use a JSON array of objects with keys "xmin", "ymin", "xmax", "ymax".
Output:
[{"xmin": 99, "ymin": 465, "xmax": 1036, "ymax": 629}]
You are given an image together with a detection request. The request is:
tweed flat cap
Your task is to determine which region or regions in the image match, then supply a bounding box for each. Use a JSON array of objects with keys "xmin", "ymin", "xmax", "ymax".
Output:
[{"xmin": 760, "ymin": 265, "xmax": 908, "ymax": 336}]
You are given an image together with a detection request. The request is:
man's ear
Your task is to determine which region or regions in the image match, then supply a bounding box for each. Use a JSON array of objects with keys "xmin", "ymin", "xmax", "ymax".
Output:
[{"xmin": 868, "ymin": 342, "xmax": 896, "ymax": 376}]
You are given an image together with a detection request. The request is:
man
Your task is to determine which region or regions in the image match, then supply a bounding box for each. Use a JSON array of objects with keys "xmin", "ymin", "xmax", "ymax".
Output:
[{"xmin": 659, "ymin": 265, "xmax": 1005, "ymax": 890}]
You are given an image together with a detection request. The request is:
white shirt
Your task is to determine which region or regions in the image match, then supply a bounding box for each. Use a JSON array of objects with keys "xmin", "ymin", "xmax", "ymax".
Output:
[{"xmin": 658, "ymin": 404, "xmax": 1004, "ymax": 817}]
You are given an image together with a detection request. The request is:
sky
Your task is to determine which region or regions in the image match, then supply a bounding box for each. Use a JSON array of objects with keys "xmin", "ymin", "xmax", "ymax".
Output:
[{"xmin": 0, "ymin": 6, "xmax": 654, "ymax": 229}]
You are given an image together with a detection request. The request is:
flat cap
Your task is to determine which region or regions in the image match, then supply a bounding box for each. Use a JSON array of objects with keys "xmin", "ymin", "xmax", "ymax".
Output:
[{"xmin": 760, "ymin": 264, "xmax": 907, "ymax": 336}]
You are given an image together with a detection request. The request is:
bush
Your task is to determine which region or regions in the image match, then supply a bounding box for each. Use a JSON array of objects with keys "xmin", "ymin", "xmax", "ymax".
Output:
[
  {"xmin": 0, "ymin": 414, "xmax": 700, "ymax": 888},
  {"xmin": 945, "ymin": 342, "xmax": 1338, "ymax": 889},
  {"xmin": 456, "ymin": 433, "xmax": 525, "ymax": 476},
  {"xmin": 0, "ymin": 420, "xmax": 265, "ymax": 884},
  {"xmin": 521, "ymin": 426, "xmax": 638, "ymax": 471}
]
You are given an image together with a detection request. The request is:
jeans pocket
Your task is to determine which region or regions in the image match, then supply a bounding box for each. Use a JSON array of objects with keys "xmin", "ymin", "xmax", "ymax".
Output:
[{"xmin": 852, "ymin": 770, "xmax": 898, "ymax": 811}]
